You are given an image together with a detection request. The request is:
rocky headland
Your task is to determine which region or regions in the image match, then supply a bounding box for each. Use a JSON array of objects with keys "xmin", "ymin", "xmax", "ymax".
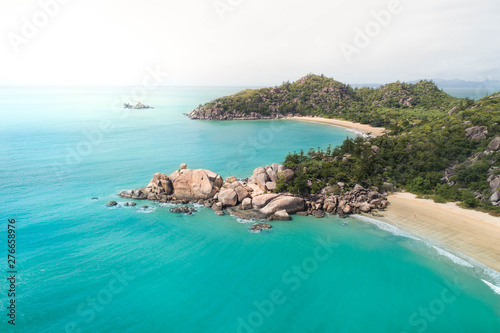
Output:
[{"xmin": 116, "ymin": 163, "xmax": 388, "ymax": 221}]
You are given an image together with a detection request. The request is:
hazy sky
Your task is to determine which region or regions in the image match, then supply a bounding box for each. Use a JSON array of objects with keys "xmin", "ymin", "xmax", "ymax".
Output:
[{"xmin": 1, "ymin": 0, "xmax": 499, "ymax": 86}]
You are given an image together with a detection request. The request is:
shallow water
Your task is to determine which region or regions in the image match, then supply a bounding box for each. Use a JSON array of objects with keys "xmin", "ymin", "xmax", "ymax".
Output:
[{"xmin": 1, "ymin": 87, "xmax": 499, "ymax": 333}]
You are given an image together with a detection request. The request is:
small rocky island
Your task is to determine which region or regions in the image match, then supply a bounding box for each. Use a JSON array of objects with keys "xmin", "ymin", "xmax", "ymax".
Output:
[
  {"xmin": 123, "ymin": 102, "xmax": 153, "ymax": 109},
  {"xmin": 116, "ymin": 163, "xmax": 388, "ymax": 221}
]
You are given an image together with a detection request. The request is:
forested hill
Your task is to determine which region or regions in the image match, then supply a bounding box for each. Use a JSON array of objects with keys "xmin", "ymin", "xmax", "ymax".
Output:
[
  {"xmin": 278, "ymin": 92, "xmax": 500, "ymax": 214},
  {"xmin": 187, "ymin": 74, "xmax": 500, "ymax": 214},
  {"xmin": 187, "ymin": 74, "xmax": 464, "ymax": 129}
]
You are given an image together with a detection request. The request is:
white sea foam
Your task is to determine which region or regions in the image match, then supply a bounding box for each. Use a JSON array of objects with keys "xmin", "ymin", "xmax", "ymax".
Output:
[
  {"xmin": 432, "ymin": 246, "xmax": 474, "ymax": 268},
  {"xmin": 137, "ymin": 206, "xmax": 157, "ymax": 214},
  {"xmin": 236, "ymin": 218, "xmax": 256, "ymax": 224},
  {"xmin": 482, "ymin": 279, "xmax": 500, "ymax": 295},
  {"xmin": 353, "ymin": 215, "xmax": 421, "ymax": 240}
]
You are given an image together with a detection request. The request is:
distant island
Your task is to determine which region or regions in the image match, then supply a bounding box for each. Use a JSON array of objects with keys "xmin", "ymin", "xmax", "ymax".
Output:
[
  {"xmin": 124, "ymin": 102, "xmax": 153, "ymax": 109},
  {"xmin": 186, "ymin": 74, "xmax": 500, "ymax": 215}
]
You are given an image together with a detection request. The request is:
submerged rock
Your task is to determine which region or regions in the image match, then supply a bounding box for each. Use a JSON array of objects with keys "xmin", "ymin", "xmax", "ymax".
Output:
[
  {"xmin": 169, "ymin": 206, "xmax": 197, "ymax": 214},
  {"xmin": 106, "ymin": 201, "xmax": 118, "ymax": 207},
  {"xmin": 249, "ymin": 223, "xmax": 273, "ymax": 233}
]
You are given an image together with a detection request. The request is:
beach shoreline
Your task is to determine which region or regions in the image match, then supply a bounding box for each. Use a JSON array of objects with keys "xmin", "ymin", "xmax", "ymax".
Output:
[
  {"xmin": 285, "ymin": 116, "xmax": 386, "ymax": 136},
  {"xmin": 367, "ymin": 192, "xmax": 500, "ymax": 272}
]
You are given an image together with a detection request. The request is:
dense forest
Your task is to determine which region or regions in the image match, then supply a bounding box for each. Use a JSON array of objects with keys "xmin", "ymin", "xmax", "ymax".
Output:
[{"xmin": 191, "ymin": 74, "xmax": 500, "ymax": 214}]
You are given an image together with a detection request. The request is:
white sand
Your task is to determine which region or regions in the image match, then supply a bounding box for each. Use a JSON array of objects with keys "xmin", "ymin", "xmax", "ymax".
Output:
[
  {"xmin": 375, "ymin": 192, "xmax": 500, "ymax": 272},
  {"xmin": 286, "ymin": 116, "xmax": 386, "ymax": 136}
]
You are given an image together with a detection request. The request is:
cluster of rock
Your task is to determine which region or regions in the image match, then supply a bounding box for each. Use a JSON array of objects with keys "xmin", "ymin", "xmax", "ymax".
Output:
[
  {"xmin": 169, "ymin": 206, "xmax": 197, "ymax": 214},
  {"xmin": 105, "ymin": 200, "xmax": 140, "ymax": 208},
  {"xmin": 116, "ymin": 163, "xmax": 388, "ymax": 220},
  {"xmin": 465, "ymin": 126, "xmax": 488, "ymax": 140},
  {"xmin": 123, "ymin": 102, "xmax": 153, "ymax": 109},
  {"xmin": 488, "ymin": 137, "xmax": 500, "ymax": 206},
  {"xmin": 300, "ymin": 184, "xmax": 388, "ymax": 218},
  {"xmin": 119, "ymin": 164, "xmax": 223, "ymax": 204}
]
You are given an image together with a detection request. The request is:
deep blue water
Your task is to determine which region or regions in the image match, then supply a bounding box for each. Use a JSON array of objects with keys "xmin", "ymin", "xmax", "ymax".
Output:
[{"xmin": 0, "ymin": 87, "xmax": 499, "ymax": 333}]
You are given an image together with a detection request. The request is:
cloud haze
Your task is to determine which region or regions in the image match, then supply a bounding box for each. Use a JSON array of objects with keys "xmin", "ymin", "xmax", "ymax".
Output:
[{"xmin": 1, "ymin": 0, "xmax": 499, "ymax": 86}]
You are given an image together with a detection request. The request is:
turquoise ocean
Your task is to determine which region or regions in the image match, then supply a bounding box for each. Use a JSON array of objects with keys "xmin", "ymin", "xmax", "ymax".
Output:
[{"xmin": 0, "ymin": 86, "xmax": 499, "ymax": 333}]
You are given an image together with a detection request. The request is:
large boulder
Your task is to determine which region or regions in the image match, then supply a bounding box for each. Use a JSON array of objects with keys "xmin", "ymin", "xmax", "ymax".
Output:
[
  {"xmin": 252, "ymin": 194, "xmax": 280, "ymax": 209},
  {"xmin": 278, "ymin": 169, "xmax": 295, "ymax": 183},
  {"xmin": 323, "ymin": 200, "xmax": 337, "ymax": 213},
  {"xmin": 218, "ymin": 188, "xmax": 238, "ymax": 207},
  {"xmin": 260, "ymin": 196, "xmax": 306, "ymax": 216},
  {"xmin": 266, "ymin": 182, "xmax": 277, "ymax": 191},
  {"xmin": 488, "ymin": 137, "xmax": 500, "ymax": 151},
  {"xmin": 465, "ymin": 126, "xmax": 488, "ymax": 140},
  {"xmin": 229, "ymin": 182, "xmax": 251, "ymax": 202},
  {"xmin": 144, "ymin": 173, "xmax": 173, "ymax": 195},
  {"xmin": 266, "ymin": 168, "xmax": 278, "ymax": 182},
  {"xmin": 131, "ymin": 189, "xmax": 147, "ymax": 200},
  {"xmin": 256, "ymin": 173, "xmax": 270, "ymax": 190},
  {"xmin": 253, "ymin": 167, "xmax": 267, "ymax": 178},
  {"xmin": 119, "ymin": 190, "xmax": 133, "ymax": 198},
  {"xmin": 241, "ymin": 198, "xmax": 252, "ymax": 210},
  {"xmin": 353, "ymin": 184, "xmax": 365, "ymax": 192},
  {"xmin": 226, "ymin": 176, "xmax": 238, "ymax": 183},
  {"xmin": 272, "ymin": 210, "xmax": 291, "ymax": 221},
  {"xmin": 170, "ymin": 169, "xmax": 223, "ymax": 201},
  {"xmin": 490, "ymin": 176, "xmax": 500, "ymax": 193},
  {"xmin": 247, "ymin": 183, "xmax": 265, "ymax": 197},
  {"xmin": 359, "ymin": 202, "xmax": 371, "ymax": 213}
]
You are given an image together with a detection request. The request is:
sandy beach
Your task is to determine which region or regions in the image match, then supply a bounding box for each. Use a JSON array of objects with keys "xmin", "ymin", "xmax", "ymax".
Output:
[
  {"xmin": 286, "ymin": 116, "xmax": 386, "ymax": 136},
  {"xmin": 374, "ymin": 192, "xmax": 500, "ymax": 272}
]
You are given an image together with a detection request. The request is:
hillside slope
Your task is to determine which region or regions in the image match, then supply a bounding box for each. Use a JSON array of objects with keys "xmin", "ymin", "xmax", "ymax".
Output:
[{"xmin": 187, "ymin": 74, "xmax": 463, "ymax": 129}]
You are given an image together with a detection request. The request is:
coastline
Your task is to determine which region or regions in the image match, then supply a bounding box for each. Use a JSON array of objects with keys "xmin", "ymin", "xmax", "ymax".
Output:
[
  {"xmin": 371, "ymin": 192, "xmax": 500, "ymax": 272},
  {"xmin": 285, "ymin": 116, "xmax": 386, "ymax": 136}
]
